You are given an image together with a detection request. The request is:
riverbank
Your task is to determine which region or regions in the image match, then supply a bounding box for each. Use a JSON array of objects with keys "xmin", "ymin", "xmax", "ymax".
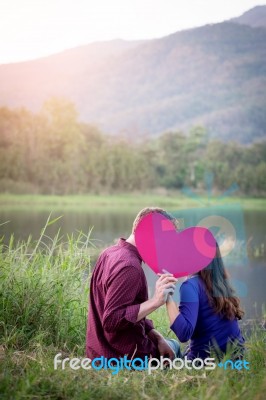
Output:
[
  {"xmin": 0, "ymin": 229, "xmax": 265, "ymax": 399},
  {"xmin": 0, "ymin": 193, "xmax": 266, "ymax": 211}
]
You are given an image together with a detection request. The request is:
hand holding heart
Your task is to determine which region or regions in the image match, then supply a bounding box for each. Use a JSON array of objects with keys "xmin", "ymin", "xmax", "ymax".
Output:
[
  {"xmin": 135, "ymin": 212, "xmax": 216, "ymax": 278},
  {"xmin": 152, "ymin": 273, "xmax": 178, "ymax": 307}
]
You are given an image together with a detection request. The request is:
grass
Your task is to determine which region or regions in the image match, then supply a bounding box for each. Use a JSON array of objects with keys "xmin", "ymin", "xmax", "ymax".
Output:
[
  {"xmin": 0, "ymin": 219, "xmax": 265, "ymax": 400},
  {"xmin": 0, "ymin": 193, "xmax": 266, "ymax": 212}
]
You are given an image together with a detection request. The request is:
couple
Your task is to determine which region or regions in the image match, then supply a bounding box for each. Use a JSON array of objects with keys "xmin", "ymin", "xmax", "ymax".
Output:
[{"xmin": 86, "ymin": 207, "xmax": 245, "ymax": 362}]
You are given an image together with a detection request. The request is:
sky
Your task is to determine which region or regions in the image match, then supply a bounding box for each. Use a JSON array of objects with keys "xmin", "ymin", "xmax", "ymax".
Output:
[{"xmin": 0, "ymin": 0, "xmax": 265, "ymax": 64}]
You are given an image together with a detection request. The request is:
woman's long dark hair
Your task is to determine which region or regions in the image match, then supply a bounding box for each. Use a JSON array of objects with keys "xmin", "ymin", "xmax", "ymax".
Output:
[{"xmin": 198, "ymin": 243, "xmax": 244, "ymax": 320}]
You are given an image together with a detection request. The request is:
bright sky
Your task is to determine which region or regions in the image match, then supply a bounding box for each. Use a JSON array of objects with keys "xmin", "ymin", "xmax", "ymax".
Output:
[{"xmin": 0, "ymin": 0, "xmax": 264, "ymax": 64}]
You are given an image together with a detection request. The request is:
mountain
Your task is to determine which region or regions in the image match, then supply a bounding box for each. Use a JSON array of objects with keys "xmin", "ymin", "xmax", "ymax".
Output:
[
  {"xmin": 231, "ymin": 5, "xmax": 266, "ymax": 28},
  {"xmin": 0, "ymin": 10, "xmax": 266, "ymax": 143}
]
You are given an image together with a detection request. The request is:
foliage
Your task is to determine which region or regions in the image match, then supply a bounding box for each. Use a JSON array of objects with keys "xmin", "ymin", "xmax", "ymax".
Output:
[{"xmin": 0, "ymin": 102, "xmax": 266, "ymax": 195}]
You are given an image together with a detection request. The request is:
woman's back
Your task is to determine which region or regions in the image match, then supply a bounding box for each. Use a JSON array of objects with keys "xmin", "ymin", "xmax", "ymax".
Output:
[{"xmin": 170, "ymin": 275, "xmax": 245, "ymax": 359}]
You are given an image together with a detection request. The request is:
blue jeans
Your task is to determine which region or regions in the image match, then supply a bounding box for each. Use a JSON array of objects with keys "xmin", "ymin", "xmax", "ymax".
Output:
[{"xmin": 165, "ymin": 338, "xmax": 182, "ymax": 358}]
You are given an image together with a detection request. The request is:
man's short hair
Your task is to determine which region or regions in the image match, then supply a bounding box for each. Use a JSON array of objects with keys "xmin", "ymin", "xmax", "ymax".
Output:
[{"xmin": 132, "ymin": 207, "xmax": 176, "ymax": 234}]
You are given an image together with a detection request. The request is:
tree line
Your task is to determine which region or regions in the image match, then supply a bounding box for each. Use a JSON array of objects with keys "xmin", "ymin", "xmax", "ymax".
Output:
[{"xmin": 0, "ymin": 99, "xmax": 265, "ymax": 196}]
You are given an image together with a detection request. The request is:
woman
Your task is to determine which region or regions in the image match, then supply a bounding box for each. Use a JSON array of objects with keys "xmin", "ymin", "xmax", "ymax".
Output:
[{"xmin": 166, "ymin": 242, "xmax": 245, "ymax": 360}]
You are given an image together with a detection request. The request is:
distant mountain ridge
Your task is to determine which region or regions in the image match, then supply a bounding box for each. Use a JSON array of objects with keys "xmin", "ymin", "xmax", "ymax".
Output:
[
  {"xmin": 0, "ymin": 6, "xmax": 266, "ymax": 143},
  {"xmin": 231, "ymin": 5, "xmax": 266, "ymax": 28}
]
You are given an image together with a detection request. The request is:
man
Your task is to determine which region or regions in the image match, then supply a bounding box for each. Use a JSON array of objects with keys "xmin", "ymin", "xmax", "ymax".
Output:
[{"xmin": 86, "ymin": 207, "xmax": 179, "ymax": 360}]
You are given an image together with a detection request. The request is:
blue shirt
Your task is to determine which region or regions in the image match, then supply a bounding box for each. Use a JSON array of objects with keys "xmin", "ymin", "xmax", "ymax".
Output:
[{"xmin": 170, "ymin": 275, "xmax": 245, "ymax": 359}]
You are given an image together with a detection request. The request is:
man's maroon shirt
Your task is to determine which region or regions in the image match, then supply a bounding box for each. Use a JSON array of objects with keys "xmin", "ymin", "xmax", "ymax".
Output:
[{"xmin": 86, "ymin": 238, "xmax": 158, "ymax": 359}]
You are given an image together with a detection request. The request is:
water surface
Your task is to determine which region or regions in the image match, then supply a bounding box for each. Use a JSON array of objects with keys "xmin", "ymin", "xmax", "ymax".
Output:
[{"xmin": 0, "ymin": 208, "xmax": 265, "ymax": 319}]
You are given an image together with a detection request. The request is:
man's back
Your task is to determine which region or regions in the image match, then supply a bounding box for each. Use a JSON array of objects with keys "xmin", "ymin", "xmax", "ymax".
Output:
[{"xmin": 86, "ymin": 238, "xmax": 157, "ymax": 359}]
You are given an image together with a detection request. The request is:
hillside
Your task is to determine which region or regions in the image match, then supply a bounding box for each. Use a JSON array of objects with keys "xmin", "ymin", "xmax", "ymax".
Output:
[
  {"xmin": 0, "ymin": 10, "xmax": 266, "ymax": 143},
  {"xmin": 231, "ymin": 5, "xmax": 266, "ymax": 28}
]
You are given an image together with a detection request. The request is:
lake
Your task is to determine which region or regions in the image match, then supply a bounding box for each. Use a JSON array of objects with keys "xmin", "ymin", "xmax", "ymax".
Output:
[{"xmin": 0, "ymin": 207, "xmax": 265, "ymax": 320}]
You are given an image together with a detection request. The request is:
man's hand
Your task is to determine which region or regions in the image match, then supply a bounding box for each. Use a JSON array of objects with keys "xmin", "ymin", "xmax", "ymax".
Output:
[
  {"xmin": 148, "ymin": 329, "xmax": 175, "ymax": 360},
  {"xmin": 152, "ymin": 273, "xmax": 177, "ymax": 308},
  {"xmin": 157, "ymin": 338, "xmax": 175, "ymax": 360},
  {"xmin": 136, "ymin": 274, "xmax": 177, "ymax": 322}
]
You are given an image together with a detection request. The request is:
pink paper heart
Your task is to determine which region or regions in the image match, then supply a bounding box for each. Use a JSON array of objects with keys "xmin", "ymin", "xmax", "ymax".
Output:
[{"xmin": 135, "ymin": 212, "xmax": 216, "ymax": 277}]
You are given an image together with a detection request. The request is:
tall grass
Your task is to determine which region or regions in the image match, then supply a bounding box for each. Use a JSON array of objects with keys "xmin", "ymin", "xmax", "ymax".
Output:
[
  {"xmin": 0, "ymin": 216, "xmax": 92, "ymax": 353},
  {"xmin": 0, "ymin": 220, "xmax": 265, "ymax": 400}
]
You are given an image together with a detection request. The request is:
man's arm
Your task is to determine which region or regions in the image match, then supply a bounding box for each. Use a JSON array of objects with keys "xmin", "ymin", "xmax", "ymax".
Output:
[
  {"xmin": 136, "ymin": 274, "xmax": 177, "ymax": 321},
  {"xmin": 102, "ymin": 266, "xmax": 142, "ymax": 333},
  {"xmin": 102, "ymin": 269, "xmax": 176, "ymax": 333},
  {"xmin": 140, "ymin": 274, "xmax": 178, "ymax": 360}
]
